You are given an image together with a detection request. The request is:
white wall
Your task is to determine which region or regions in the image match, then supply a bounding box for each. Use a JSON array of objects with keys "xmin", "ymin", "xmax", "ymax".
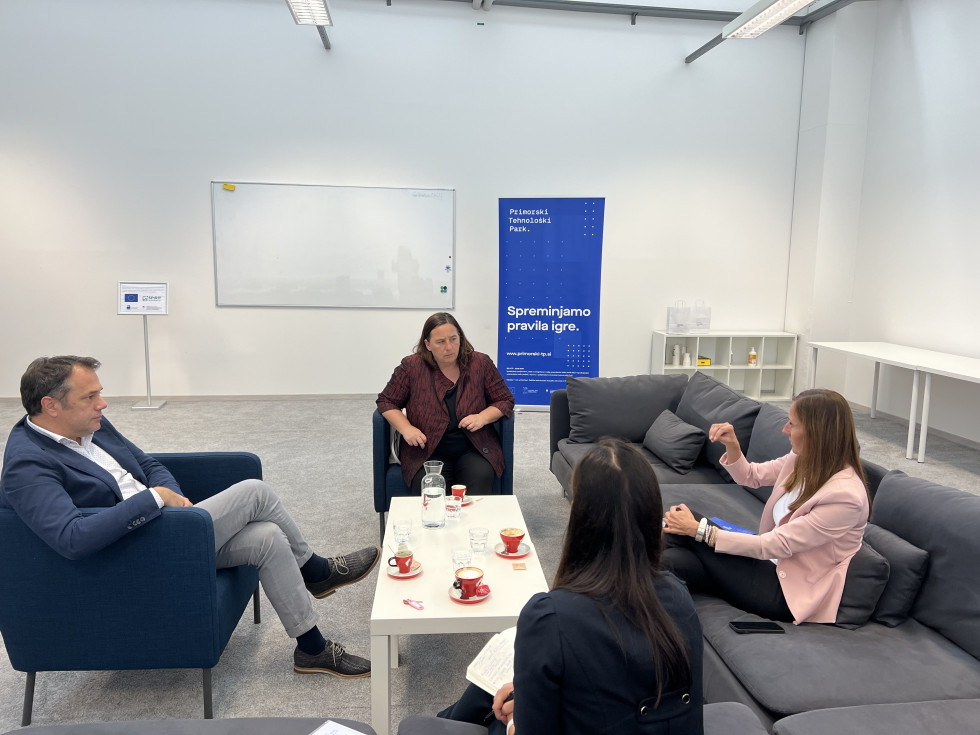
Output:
[
  {"xmin": 785, "ymin": 3, "xmax": 878, "ymax": 389},
  {"xmin": 0, "ymin": 0, "xmax": 805, "ymax": 397},
  {"xmin": 798, "ymin": 0, "xmax": 980, "ymax": 443}
]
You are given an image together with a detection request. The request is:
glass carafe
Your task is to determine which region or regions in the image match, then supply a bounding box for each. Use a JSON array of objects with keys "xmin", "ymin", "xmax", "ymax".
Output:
[{"xmin": 420, "ymin": 460, "xmax": 446, "ymax": 529}]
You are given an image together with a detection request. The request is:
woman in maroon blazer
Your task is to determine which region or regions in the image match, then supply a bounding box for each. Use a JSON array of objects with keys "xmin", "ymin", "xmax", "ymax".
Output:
[
  {"xmin": 377, "ymin": 312, "xmax": 514, "ymax": 494},
  {"xmin": 662, "ymin": 389, "xmax": 872, "ymax": 625}
]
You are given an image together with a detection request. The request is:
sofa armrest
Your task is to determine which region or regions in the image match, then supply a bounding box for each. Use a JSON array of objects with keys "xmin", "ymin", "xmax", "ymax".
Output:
[
  {"xmin": 373, "ymin": 409, "xmax": 394, "ymax": 513},
  {"xmin": 497, "ymin": 413, "xmax": 514, "ymax": 495},
  {"xmin": 151, "ymin": 452, "xmax": 262, "ymax": 504},
  {"xmin": 0, "ymin": 506, "xmax": 229, "ymax": 671},
  {"xmin": 860, "ymin": 458, "xmax": 888, "ymax": 501},
  {"xmin": 549, "ymin": 389, "xmax": 571, "ymax": 457}
]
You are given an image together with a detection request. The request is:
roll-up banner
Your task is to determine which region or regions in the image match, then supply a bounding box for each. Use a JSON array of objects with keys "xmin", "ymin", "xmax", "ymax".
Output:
[{"xmin": 497, "ymin": 197, "xmax": 604, "ymax": 407}]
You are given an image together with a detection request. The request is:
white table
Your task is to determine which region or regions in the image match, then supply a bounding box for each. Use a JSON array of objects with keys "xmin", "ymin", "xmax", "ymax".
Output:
[
  {"xmin": 369, "ymin": 496, "xmax": 549, "ymax": 735},
  {"xmin": 810, "ymin": 341, "xmax": 980, "ymax": 462}
]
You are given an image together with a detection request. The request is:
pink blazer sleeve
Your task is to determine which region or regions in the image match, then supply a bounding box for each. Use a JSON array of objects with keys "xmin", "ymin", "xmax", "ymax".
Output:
[
  {"xmin": 715, "ymin": 470, "xmax": 869, "ymax": 561},
  {"xmin": 719, "ymin": 452, "xmax": 793, "ymax": 490}
]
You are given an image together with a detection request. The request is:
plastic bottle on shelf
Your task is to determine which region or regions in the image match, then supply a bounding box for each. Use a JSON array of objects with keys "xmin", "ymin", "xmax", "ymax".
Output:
[
  {"xmin": 671, "ymin": 344, "xmax": 681, "ymax": 366},
  {"xmin": 748, "ymin": 347, "xmax": 758, "ymax": 367}
]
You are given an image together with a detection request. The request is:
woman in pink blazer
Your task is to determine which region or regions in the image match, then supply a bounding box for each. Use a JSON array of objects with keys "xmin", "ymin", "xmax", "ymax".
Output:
[{"xmin": 662, "ymin": 389, "xmax": 872, "ymax": 624}]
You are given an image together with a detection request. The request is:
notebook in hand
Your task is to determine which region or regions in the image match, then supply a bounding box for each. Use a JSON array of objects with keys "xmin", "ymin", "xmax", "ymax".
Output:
[{"xmin": 466, "ymin": 626, "xmax": 517, "ymax": 696}]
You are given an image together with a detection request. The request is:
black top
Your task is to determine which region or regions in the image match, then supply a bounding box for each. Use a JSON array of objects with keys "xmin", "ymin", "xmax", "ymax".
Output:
[{"xmin": 435, "ymin": 383, "xmax": 471, "ymax": 457}]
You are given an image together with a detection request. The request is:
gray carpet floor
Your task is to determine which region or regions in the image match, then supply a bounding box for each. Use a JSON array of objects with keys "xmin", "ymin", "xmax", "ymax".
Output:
[{"xmin": 0, "ymin": 395, "xmax": 977, "ymax": 732}]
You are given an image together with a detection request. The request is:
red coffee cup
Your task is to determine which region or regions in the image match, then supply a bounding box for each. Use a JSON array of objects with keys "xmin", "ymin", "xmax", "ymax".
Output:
[
  {"xmin": 452, "ymin": 484, "xmax": 467, "ymax": 502},
  {"xmin": 388, "ymin": 550, "xmax": 414, "ymax": 574},
  {"xmin": 453, "ymin": 566, "xmax": 484, "ymax": 598},
  {"xmin": 500, "ymin": 527, "xmax": 525, "ymax": 554}
]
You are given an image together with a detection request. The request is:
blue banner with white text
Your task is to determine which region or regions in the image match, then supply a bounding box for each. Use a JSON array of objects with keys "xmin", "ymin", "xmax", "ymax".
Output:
[{"xmin": 497, "ymin": 198, "xmax": 604, "ymax": 406}]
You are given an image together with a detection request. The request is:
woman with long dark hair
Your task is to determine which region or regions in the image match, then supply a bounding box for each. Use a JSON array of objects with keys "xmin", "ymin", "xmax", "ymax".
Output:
[
  {"xmin": 663, "ymin": 389, "xmax": 871, "ymax": 624},
  {"xmin": 378, "ymin": 312, "xmax": 514, "ymax": 494},
  {"xmin": 438, "ymin": 438, "xmax": 703, "ymax": 734}
]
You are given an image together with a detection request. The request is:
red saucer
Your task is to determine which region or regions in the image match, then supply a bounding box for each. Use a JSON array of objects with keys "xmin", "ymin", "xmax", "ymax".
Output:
[
  {"xmin": 387, "ymin": 560, "xmax": 423, "ymax": 579},
  {"xmin": 448, "ymin": 584, "xmax": 491, "ymax": 604},
  {"xmin": 494, "ymin": 542, "xmax": 531, "ymax": 559}
]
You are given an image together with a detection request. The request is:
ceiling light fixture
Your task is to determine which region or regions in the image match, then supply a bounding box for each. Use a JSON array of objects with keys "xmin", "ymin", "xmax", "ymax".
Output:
[
  {"xmin": 723, "ymin": 0, "xmax": 812, "ymax": 39},
  {"xmin": 285, "ymin": 0, "xmax": 333, "ymax": 26}
]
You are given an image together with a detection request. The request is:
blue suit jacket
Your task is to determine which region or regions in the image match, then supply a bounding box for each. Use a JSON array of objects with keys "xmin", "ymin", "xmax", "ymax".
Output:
[
  {"xmin": 0, "ymin": 416, "xmax": 182, "ymax": 560},
  {"xmin": 512, "ymin": 575, "xmax": 704, "ymax": 735}
]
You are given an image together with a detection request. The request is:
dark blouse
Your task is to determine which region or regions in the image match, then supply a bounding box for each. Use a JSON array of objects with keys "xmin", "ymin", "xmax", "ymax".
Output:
[{"xmin": 512, "ymin": 576, "xmax": 703, "ymax": 735}]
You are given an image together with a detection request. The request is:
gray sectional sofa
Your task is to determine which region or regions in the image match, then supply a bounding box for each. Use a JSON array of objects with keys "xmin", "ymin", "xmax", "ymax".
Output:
[{"xmin": 549, "ymin": 371, "xmax": 980, "ymax": 733}]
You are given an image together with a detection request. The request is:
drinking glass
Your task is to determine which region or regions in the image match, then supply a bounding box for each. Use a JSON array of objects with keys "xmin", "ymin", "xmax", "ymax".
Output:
[
  {"xmin": 393, "ymin": 518, "xmax": 412, "ymax": 544},
  {"xmin": 469, "ymin": 526, "xmax": 489, "ymax": 554},
  {"xmin": 445, "ymin": 497, "xmax": 462, "ymax": 521},
  {"xmin": 452, "ymin": 548, "xmax": 473, "ymax": 571}
]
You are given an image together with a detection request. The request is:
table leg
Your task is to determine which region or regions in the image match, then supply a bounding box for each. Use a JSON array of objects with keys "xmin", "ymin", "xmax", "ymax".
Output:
[
  {"xmin": 871, "ymin": 362, "xmax": 881, "ymax": 419},
  {"xmin": 918, "ymin": 373, "xmax": 932, "ymax": 463},
  {"xmin": 906, "ymin": 370, "xmax": 919, "ymax": 460},
  {"xmin": 809, "ymin": 346, "xmax": 818, "ymax": 389},
  {"xmin": 371, "ymin": 634, "xmax": 392, "ymax": 735},
  {"xmin": 390, "ymin": 634, "xmax": 399, "ymax": 668}
]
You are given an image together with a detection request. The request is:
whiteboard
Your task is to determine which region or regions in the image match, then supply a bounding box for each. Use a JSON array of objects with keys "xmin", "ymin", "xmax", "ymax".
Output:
[{"xmin": 211, "ymin": 182, "xmax": 455, "ymax": 309}]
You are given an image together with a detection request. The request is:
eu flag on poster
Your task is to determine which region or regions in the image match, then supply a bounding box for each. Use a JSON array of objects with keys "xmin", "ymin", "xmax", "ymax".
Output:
[{"xmin": 497, "ymin": 198, "xmax": 604, "ymax": 406}]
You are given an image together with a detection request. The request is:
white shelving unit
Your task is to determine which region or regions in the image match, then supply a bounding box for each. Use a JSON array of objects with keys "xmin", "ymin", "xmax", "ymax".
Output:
[{"xmin": 651, "ymin": 330, "xmax": 798, "ymax": 401}]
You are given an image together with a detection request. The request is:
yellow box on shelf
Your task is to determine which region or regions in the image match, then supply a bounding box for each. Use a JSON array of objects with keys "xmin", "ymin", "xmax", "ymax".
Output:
[{"xmin": 697, "ymin": 357, "xmax": 711, "ymax": 366}]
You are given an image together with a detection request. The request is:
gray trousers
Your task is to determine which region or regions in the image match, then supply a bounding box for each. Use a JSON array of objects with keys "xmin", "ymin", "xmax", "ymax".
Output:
[{"xmin": 196, "ymin": 480, "xmax": 318, "ymax": 638}]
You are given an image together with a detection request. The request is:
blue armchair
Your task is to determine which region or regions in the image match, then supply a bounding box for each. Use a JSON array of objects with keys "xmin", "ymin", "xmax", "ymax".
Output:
[
  {"xmin": 0, "ymin": 452, "xmax": 263, "ymax": 726},
  {"xmin": 372, "ymin": 410, "xmax": 514, "ymax": 542}
]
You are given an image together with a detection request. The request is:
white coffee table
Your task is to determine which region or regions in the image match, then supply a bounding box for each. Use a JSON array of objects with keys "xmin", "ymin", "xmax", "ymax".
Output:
[{"xmin": 369, "ymin": 495, "xmax": 549, "ymax": 735}]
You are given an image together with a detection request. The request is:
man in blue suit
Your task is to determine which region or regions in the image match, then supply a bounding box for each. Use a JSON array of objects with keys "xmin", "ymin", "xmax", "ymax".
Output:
[{"xmin": 0, "ymin": 355, "xmax": 379, "ymax": 678}]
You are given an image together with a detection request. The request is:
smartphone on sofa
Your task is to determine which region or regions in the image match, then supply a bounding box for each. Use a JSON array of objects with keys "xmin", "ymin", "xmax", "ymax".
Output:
[{"xmin": 729, "ymin": 621, "xmax": 785, "ymax": 634}]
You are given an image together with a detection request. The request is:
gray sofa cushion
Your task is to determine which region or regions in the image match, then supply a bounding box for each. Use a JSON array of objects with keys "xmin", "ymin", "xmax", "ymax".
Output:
[
  {"xmin": 772, "ymin": 699, "xmax": 980, "ymax": 735},
  {"xmin": 863, "ymin": 523, "xmax": 930, "ymax": 627},
  {"xmin": 643, "ymin": 410, "xmax": 706, "ymax": 473},
  {"xmin": 745, "ymin": 403, "xmax": 791, "ymax": 463},
  {"xmin": 642, "ymin": 451, "xmax": 730, "ymax": 485},
  {"xmin": 742, "ymin": 403, "xmax": 791, "ymax": 503},
  {"xmin": 696, "ymin": 595, "xmax": 980, "ymax": 715},
  {"xmin": 660, "ymin": 483, "xmax": 765, "ymax": 534},
  {"xmin": 703, "ymin": 702, "xmax": 768, "ymax": 735},
  {"xmin": 558, "ymin": 440, "xmax": 725, "ymax": 487},
  {"xmin": 5, "ymin": 720, "xmax": 377, "ymax": 735},
  {"xmin": 834, "ymin": 542, "xmax": 889, "ymax": 629},
  {"xmin": 872, "ymin": 470, "xmax": 980, "ymax": 659},
  {"xmin": 566, "ymin": 373, "xmax": 688, "ymax": 444},
  {"xmin": 675, "ymin": 372, "xmax": 761, "ymax": 482},
  {"xmin": 860, "ymin": 458, "xmax": 889, "ymax": 500}
]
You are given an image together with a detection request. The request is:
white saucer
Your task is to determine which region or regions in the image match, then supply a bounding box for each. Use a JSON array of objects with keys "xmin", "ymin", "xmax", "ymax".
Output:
[
  {"xmin": 448, "ymin": 584, "xmax": 491, "ymax": 604},
  {"xmin": 494, "ymin": 542, "xmax": 531, "ymax": 559},
  {"xmin": 387, "ymin": 560, "xmax": 423, "ymax": 579}
]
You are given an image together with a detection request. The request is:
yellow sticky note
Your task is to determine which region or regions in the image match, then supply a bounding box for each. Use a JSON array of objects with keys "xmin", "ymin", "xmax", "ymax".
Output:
[{"xmin": 222, "ymin": 183, "xmax": 236, "ymax": 191}]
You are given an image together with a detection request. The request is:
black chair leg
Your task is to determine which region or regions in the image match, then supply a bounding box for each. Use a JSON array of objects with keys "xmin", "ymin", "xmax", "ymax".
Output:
[
  {"xmin": 22, "ymin": 671, "xmax": 35, "ymax": 726},
  {"xmin": 379, "ymin": 511, "xmax": 386, "ymax": 544},
  {"xmin": 203, "ymin": 668, "xmax": 213, "ymax": 719},
  {"xmin": 253, "ymin": 586, "xmax": 261, "ymax": 624}
]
